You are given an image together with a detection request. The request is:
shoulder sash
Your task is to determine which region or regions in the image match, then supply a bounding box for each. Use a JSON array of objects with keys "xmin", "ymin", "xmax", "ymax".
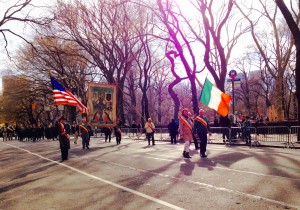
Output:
[
  {"xmin": 80, "ymin": 124, "xmax": 89, "ymax": 134},
  {"xmin": 147, "ymin": 122, "xmax": 154, "ymax": 132},
  {"xmin": 194, "ymin": 116, "xmax": 208, "ymax": 128},
  {"xmin": 180, "ymin": 117, "xmax": 192, "ymax": 132}
]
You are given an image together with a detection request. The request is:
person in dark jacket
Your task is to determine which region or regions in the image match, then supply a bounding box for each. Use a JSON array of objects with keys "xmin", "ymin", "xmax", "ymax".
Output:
[
  {"xmin": 80, "ymin": 117, "xmax": 90, "ymax": 149},
  {"xmin": 57, "ymin": 116, "xmax": 70, "ymax": 162},
  {"xmin": 219, "ymin": 115, "xmax": 231, "ymax": 143},
  {"xmin": 114, "ymin": 126, "xmax": 122, "ymax": 145},
  {"xmin": 193, "ymin": 109, "xmax": 211, "ymax": 158},
  {"xmin": 103, "ymin": 126, "xmax": 112, "ymax": 142},
  {"xmin": 167, "ymin": 119, "xmax": 179, "ymax": 144}
]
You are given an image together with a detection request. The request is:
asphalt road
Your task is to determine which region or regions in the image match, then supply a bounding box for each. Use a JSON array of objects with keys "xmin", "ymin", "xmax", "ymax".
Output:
[{"xmin": 1, "ymin": 137, "xmax": 300, "ymax": 210}]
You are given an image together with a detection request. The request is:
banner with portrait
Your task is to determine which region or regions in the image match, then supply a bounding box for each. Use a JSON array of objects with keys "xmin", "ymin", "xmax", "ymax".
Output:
[{"xmin": 87, "ymin": 82, "xmax": 117, "ymax": 127}]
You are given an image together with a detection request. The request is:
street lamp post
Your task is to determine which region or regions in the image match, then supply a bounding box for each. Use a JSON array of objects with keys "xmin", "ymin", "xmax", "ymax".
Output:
[{"xmin": 229, "ymin": 70, "xmax": 237, "ymax": 122}]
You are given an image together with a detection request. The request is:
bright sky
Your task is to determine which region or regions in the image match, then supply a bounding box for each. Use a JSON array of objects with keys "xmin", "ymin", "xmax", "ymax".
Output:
[
  {"xmin": 0, "ymin": 0, "xmax": 278, "ymax": 91},
  {"xmin": 0, "ymin": 0, "xmax": 55, "ymax": 92}
]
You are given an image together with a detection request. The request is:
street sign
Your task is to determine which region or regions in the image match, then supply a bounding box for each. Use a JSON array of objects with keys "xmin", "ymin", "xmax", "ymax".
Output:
[
  {"xmin": 229, "ymin": 70, "xmax": 237, "ymax": 79},
  {"xmin": 227, "ymin": 78, "xmax": 241, "ymax": 82}
]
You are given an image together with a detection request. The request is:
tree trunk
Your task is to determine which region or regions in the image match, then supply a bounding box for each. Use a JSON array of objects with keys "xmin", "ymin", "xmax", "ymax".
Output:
[
  {"xmin": 157, "ymin": 96, "xmax": 162, "ymax": 124},
  {"xmin": 274, "ymin": 77, "xmax": 283, "ymax": 121},
  {"xmin": 168, "ymin": 82, "xmax": 180, "ymax": 120},
  {"xmin": 275, "ymin": 0, "xmax": 300, "ymax": 142},
  {"xmin": 296, "ymin": 44, "xmax": 300, "ymax": 126},
  {"xmin": 129, "ymin": 81, "xmax": 137, "ymax": 122},
  {"xmin": 190, "ymin": 77, "xmax": 199, "ymax": 115},
  {"xmin": 117, "ymin": 85, "xmax": 125, "ymax": 125}
]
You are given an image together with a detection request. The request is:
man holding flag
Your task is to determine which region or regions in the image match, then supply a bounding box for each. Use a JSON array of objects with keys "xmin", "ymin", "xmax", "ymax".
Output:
[
  {"xmin": 197, "ymin": 78, "xmax": 232, "ymax": 158},
  {"xmin": 57, "ymin": 116, "xmax": 70, "ymax": 162},
  {"xmin": 194, "ymin": 109, "xmax": 211, "ymax": 158}
]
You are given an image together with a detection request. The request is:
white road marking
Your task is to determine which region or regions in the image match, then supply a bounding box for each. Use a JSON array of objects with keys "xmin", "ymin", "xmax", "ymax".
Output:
[
  {"xmin": 96, "ymin": 159, "xmax": 300, "ymax": 210},
  {"xmin": 114, "ymin": 151, "xmax": 300, "ymax": 181},
  {"xmin": 3, "ymin": 142, "xmax": 185, "ymax": 210},
  {"xmin": 3, "ymin": 141, "xmax": 300, "ymax": 209}
]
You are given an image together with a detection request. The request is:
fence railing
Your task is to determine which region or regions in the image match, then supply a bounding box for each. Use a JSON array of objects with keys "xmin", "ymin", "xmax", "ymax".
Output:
[{"xmin": 92, "ymin": 126, "xmax": 300, "ymax": 148}]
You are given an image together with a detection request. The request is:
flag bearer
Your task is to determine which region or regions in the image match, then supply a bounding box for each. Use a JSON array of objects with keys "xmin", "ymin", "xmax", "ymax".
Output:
[
  {"xmin": 194, "ymin": 109, "xmax": 211, "ymax": 158},
  {"xmin": 57, "ymin": 116, "xmax": 70, "ymax": 162}
]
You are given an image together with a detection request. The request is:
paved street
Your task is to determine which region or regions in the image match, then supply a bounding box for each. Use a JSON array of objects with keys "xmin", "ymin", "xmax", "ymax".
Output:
[{"xmin": 1, "ymin": 137, "xmax": 300, "ymax": 210}]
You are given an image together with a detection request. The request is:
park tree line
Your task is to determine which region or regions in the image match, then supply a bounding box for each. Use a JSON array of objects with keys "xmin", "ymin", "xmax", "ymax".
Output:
[{"xmin": 0, "ymin": 0, "xmax": 299, "ymax": 127}]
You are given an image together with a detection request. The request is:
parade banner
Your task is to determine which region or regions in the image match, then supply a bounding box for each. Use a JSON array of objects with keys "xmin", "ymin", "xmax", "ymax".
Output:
[{"xmin": 87, "ymin": 82, "xmax": 117, "ymax": 127}]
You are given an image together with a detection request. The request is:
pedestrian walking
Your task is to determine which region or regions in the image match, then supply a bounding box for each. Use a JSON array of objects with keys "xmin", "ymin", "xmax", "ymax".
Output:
[
  {"xmin": 194, "ymin": 109, "xmax": 211, "ymax": 158},
  {"xmin": 144, "ymin": 118, "xmax": 155, "ymax": 146},
  {"xmin": 87, "ymin": 122, "xmax": 93, "ymax": 147},
  {"xmin": 71, "ymin": 121, "xmax": 79, "ymax": 144},
  {"xmin": 104, "ymin": 126, "xmax": 112, "ymax": 142},
  {"xmin": 167, "ymin": 119, "xmax": 179, "ymax": 144},
  {"xmin": 2, "ymin": 123, "xmax": 8, "ymax": 141},
  {"xmin": 179, "ymin": 108, "xmax": 193, "ymax": 158},
  {"xmin": 114, "ymin": 126, "xmax": 122, "ymax": 145}
]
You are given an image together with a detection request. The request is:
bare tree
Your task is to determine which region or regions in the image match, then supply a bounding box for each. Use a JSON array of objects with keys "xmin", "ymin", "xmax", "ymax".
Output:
[
  {"xmin": 235, "ymin": 1, "xmax": 296, "ymax": 121},
  {"xmin": 156, "ymin": 0, "xmax": 201, "ymax": 114},
  {"xmin": 0, "ymin": 0, "xmax": 52, "ymax": 57},
  {"xmin": 10, "ymin": 34, "xmax": 94, "ymax": 123},
  {"xmin": 275, "ymin": 0, "xmax": 300, "ymax": 126},
  {"xmin": 152, "ymin": 62, "xmax": 172, "ymax": 124},
  {"xmin": 234, "ymin": 50, "xmax": 274, "ymax": 117},
  {"xmin": 165, "ymin": 50, "xmax": 185, "ymax": 119},
  {"xmin": 157, "ymin": 0, "xmax": 249, "ymax": 115},
  {"xmin": 53, "ymin": 0, "xmax": 146, "ymax": 123},
  {"xmin": 188, "ymin": 0, "xmax": 243, "ymax": 91},
  {"xmin": 1, "ymin": 76, "xmax": 45, "ymax": 125}
]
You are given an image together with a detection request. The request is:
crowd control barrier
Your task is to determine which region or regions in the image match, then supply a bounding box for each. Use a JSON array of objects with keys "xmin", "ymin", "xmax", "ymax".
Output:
[{"xmin": 89, "ymin": 126, "xmax": 300, "ymax": 148}]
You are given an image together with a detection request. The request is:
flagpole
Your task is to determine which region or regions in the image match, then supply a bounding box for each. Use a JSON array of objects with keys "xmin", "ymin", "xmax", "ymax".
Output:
[{"xmin": 195, "ymin": 76, "xmax": 203, "ymax": 88}]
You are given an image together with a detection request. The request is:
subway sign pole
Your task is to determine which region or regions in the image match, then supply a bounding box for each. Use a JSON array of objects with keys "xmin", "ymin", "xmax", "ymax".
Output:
[{"xmin": 229, "ymin": 70, "xmax": 237, "ymax": 118}]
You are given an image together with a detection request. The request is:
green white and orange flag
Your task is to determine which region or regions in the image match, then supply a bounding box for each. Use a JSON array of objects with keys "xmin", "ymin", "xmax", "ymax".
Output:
[{"xmin": 199, "ymin": 78, "xmax": 232, "ymax": 117}]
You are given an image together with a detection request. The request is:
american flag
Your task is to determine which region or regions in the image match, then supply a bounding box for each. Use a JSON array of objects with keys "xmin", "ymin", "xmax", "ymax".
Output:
[{"xmin": 50, "ymin": 77, "xmax": 87, "ymax": 113}]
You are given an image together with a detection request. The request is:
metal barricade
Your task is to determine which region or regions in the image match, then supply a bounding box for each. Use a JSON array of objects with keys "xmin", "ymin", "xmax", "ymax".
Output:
[
  {"xmin": 229, "ymin": 127, "xmax": 257, "ymax": 146},
  {"xmin": 122, "ymin": 128, "xmax": 130, "ymax": 139},
  {"xmin": 158, "ymin": 128, "xmax": 170, "ymax": 141},
  {"xmin": 127, "ymin": 128, "xmax": 139, "ymax": 138},
  {"xmin": 256, "ymin": 126, "xmax": 289, "ymax": 148},
  {"xmin": 209, "ymin": 127, "xmax": 230, "ymax": 144},
  {"xmin": 92, "ymin": 125, "xmax": 297, "ymax": 149},
  {"xmin": 289, "ymin": 126, "xmax": 300, "ymax": 148}
]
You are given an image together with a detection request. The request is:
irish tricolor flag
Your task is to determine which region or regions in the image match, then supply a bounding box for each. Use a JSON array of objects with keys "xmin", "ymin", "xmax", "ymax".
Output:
[{"xmin": 199, "ymin": 78, "xmax": 232, "ymax": 117}]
